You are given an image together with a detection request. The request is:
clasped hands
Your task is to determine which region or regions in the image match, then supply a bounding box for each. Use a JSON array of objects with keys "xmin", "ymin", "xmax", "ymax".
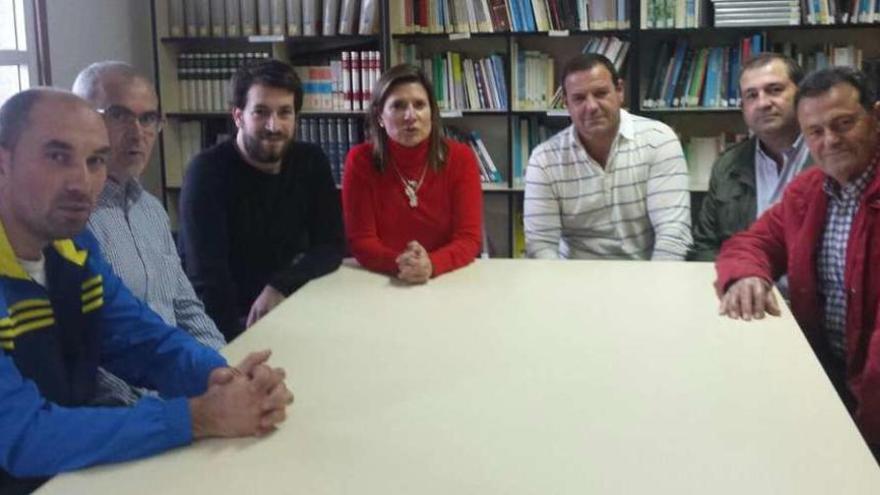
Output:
[
  {"xmin": 190, "ymin": 349, "xmax": 294, "ymax": 439},
  {"xmin": 395, "ymin": 240, "xmax": 433, "ymax": 284},
  {"xmin": 718, "ymin": 276, "xmax": 781, "ymax": 321}
]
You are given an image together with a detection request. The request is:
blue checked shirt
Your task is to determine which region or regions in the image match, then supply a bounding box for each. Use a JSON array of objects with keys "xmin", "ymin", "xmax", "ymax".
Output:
[
  {"xmin": 817, "ymin": 165, "xmax": 876, "ymax": 359},
  {"xmin": 88, "ymin": 179, "xmax": 226, "ymax": 404}
]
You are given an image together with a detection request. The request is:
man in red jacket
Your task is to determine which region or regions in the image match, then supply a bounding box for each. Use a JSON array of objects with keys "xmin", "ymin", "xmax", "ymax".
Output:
[{"xmin": 715, "ymin": 67, "xmax": 880, "ymax": 450}]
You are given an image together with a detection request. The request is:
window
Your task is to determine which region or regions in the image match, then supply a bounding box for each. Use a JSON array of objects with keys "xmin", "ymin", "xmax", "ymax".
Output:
[{"xmin": 0, "ymin": 0, "xmax": 42, "ymax": 104}]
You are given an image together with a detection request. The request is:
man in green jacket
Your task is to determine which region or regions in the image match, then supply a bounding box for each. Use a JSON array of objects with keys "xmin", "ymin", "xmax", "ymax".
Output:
[{"xmin": 690, "ymin": 53, "xmax": 813, "ymax": 261}]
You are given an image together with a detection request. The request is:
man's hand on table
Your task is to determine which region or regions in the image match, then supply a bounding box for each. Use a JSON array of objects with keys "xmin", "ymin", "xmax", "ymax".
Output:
[
  {"xmin": 190, "ymin": 349, "xmax": 294, "ymax": 439},
  {"xmin": 718, "ymin": 276, "xmax": 781, "ymax": 321}
]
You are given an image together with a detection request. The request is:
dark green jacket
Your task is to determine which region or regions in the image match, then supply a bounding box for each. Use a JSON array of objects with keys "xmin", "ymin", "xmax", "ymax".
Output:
[{"xmin": 690, "ymin": 137, "xmax": 812, "ymax": 261}]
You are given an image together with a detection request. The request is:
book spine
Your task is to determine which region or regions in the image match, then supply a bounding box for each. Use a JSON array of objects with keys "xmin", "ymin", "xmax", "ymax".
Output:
[
  {"xmin": 285, "ymin": 0, "xmax": 301, "ymax": 35},
  {"xmin": 170, "ymin": 0, "xmax": 186, "ymax": 37},
  {"xmin": 225, "ymin": 0, "xmax": 242, "ymax": 36}
]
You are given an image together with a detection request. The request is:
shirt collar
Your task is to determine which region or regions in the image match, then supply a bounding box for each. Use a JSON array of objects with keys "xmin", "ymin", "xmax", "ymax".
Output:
[
  {"xmin": 568, "ymin": 109, "xmax": 633, "ymax": 148},
  {"xmin": 618, "ymin": 109, "xmax": 635, "ymax": 141},
  {"xmin": 823, "ymin": 161, "xmax": 876, "ymax": 201},
  {"xmin": 98, "ymin": 177, "xmax": 144, "ymax": 208},
  {"xmin": 0, "ymin": 219, "xmax": 88, "ymax": 280},
  {"xmin": 755, "ymin": 134, "xmax": 806, "ymax": 169}
]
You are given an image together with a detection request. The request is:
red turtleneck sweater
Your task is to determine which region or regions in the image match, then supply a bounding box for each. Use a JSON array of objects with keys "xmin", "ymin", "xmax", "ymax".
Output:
[{"xmin": 342, "ymin": 138, "xmax": 483, "ymax": 277}]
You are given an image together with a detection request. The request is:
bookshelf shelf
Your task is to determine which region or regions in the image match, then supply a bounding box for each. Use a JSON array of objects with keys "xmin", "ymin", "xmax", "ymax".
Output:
[
  {"xmin": 440, "ymin": 110, "xmax": 508, "ymax": 117},
  {"xmin": 392, "ymin": 29, "xmax": 632, "ymax": 39},
  {"xmin": 392, "ymin": 32, "xmax": 510, "ymax": 40},
  {"xmin": 300, "ymin": 110, "xmax": 369, "ymax": 116},
  {"xmin": 640, "ymin": 108, "xmax": 742, "ymax": 113},
  {"xmin": 166, "ymin": 111, "xmax": 371, "ymax": 120},
  {"xmin": 162, "ymin": 34, "xmax": 381, "ymax": 44},
  {"xmin": 640, "ymin": 23, "xmax": 880, "ymax": 36},
  {"xmin": 510, "ymin": 29, "xmax": 632, "ymax": 38},
  {"xmin": 166, "ymin": 111, "xmax": 228, "ymax": 119},
  {"xmin": 482, "ymin": 184, "xmax": 516, "ymax": 192},
  {"xmin": 510, "ymin": 109, "xmax": 569, "ymax": 116}
]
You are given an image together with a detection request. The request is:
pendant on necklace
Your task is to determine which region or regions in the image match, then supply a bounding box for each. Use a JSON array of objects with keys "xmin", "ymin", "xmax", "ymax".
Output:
[{"xmin": 404, "ymin": 184, "xmax": 418, "ymax": 208}]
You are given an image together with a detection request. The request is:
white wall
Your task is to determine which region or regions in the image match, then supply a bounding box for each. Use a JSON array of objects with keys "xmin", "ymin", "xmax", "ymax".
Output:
[{"xmin": 46, "ymin": 0, "xmax": 162, "ymax": 196}]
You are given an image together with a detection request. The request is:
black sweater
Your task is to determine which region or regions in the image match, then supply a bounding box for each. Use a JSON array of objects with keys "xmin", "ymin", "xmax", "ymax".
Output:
[{"xmin": 179, "ymin": 139, "xmax": 344, "ymax": 340}]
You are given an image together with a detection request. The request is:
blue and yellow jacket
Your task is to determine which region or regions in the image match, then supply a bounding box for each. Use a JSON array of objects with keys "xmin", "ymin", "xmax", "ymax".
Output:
[{"xmin": 0, "ymin": 222, "xmax": 226, "ymax": 485}]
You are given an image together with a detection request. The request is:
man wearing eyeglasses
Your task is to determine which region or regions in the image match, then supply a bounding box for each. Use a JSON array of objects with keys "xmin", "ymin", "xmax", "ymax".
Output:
[{"xmin": 73, "ymin": 62, "xmax": 226, "ymax": 406}]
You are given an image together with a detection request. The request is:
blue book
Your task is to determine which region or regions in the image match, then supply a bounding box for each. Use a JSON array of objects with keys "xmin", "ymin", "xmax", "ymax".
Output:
[
  {"xmin": 517, "ymin": 45, "xmax": 526, "ymax": 107},
  {"xmin": 701, "ymin": 47, "xmax": 722, "ymax": 107},
  {"xmin": 727, "ymin": 45, "xmax": 741, "ymax": 106},
  {"xmin": 490, "ymin": 55, "xmax": 508, "ymax": 110},
  {"xmin": 509, "ymin": 0, "xmax": 522, "ymax": 31},
  {"xmin": 751, "ymin": 33, "xmax": 763, "ymax": 53},
  {"xmin": 663, "ymin": 39, "xmax": 688, "ymax": 108},
  {"xmin": 521, "ymin": 0, "xmax": 537, "ymax": 31},
  {"xmin": 700, "ymin": 47, "xmax": 718, "ymax": 108}
]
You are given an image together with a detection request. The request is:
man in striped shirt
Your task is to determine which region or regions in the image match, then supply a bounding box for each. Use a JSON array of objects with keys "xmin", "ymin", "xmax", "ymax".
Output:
[
  {"xmin": 73, "ymin": 62, "xmax": 226, "ymax": 405},
  {"xmin": 524, "ymin": 53, "xmax": 692, "ymax": 260}
]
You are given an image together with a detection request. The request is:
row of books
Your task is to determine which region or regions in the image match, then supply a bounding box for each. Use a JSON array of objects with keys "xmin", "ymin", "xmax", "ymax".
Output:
[
  {"xmin": 445, "ymin": 127, "xmax": 505, "ymax": 184},
  {"xmin": 178, "ymin": 51, "xmax": 272, "ymax": 112},
  {"xmin": 641, "ymin": 0, "xmax": 708, "ymax": 28},
  {"xmin": 394, "ymin": 0, "xmax": 630, "ymax": 33},
  {"xmin": 297, "ymin": 116, "xmax": 365, "ymax": 184},
  {"xmin": 167, "ymin": 121, "xmax": 204, "ymax": 187},
  {"xmin": 791, "ymin": 0, "xmax": 880, "ymax": 24},
  {"xmin": 511, "ymin": 116, "xmax": 563, "ymax": 185},
  {"xmin": 167, "ymin": 0, "xmax": 378, "ymax": 38},
  {"xmin": 293, "ymin": 50, "xmax": 381, "ymax": 112},
  {"xmin": 713, "ymin": 0, "xmax": 880, "ymax": 26},
  {"xmin": 512, "ymin": 36, "xmax": 630, "ymax": 110},
  {"xmin": 775, "ymin": 42, "xmax": 865, "ymax": 72},
  {"xmin": 397, "ymin": 45, "xmax": 508, "ymax": 111},
  {"xmin": 641, "ymin": 34, "xmax": 765, "ymax": 109},
  {"xmin": 641, "ymin": 0, "xmax": 880, "ymax": 28},
  {"xmin": 711, "ymin": 0, "xmax": 800, "ymax": 27}
]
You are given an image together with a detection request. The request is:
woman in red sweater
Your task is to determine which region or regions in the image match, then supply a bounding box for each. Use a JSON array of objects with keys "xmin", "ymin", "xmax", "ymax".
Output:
[{"xmin": 342, "ymin": 64, "xmax": 483, "ymax": 283}]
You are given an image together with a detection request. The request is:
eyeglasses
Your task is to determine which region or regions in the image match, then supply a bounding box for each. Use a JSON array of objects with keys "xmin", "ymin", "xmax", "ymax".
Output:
[{"xmin": 98, "ymin": 105, "xmax": 165, "ymax": 133}]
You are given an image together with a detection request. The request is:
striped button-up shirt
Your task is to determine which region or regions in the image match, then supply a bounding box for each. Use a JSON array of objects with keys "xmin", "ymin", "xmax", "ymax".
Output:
[
  {"xmin": 818, "ymin": 164, "xmax": 876, "ymax": 359},
  {"xmin": 88, "ymin": 179, "xmax": 226, "ymax": 405},
  {"xmin": 524, "ymin": 110, "xmax": 692, "ymax": 260}
]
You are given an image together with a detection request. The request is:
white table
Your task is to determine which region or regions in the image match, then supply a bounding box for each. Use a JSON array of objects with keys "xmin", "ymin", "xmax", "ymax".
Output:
[{"xmin": 38, "ymin": 260, "xmax": 880, "ymax": 494}]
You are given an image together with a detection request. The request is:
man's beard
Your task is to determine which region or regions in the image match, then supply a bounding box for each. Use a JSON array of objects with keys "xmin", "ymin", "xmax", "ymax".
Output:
[{"xmin": 242, "ymin": 130, "xmax": 292, "ymax": 164}]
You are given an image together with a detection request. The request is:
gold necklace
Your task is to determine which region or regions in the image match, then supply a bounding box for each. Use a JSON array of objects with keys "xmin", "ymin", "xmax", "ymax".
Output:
[{"xmin": 392, "ymin": 161, "xmax": 428, "ymax": 208}]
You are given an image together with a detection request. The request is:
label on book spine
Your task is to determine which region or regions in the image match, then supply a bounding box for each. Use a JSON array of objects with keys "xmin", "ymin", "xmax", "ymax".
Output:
[{"xmin": 247, "ymin": 34, "xmax": 285, "ymax": 42}]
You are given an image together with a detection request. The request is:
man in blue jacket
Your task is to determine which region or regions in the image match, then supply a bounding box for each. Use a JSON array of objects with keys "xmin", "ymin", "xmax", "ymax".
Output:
[{"xmin": 0, "ymin": 88, "xmax": 294, "ymax": 494}]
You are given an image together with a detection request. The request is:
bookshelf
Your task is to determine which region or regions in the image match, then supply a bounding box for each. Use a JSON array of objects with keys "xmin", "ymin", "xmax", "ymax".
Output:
[{"xmin": 150, "ymin": 0, "xmax": 880, "ymax": 257}]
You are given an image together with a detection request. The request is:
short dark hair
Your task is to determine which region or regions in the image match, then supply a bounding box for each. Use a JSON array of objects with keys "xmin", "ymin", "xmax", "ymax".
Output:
[
  {"xmin": 740, "ymin": 52, "xmax": 804, "ymax": 87},
  {"xmin": 230, "ymin": 58, "xmax": 303, "ymax": 113},
  {"xmin": 0, "ymin": 89, "xmax": 45, "ymax": 150},
  {"xmin": 367, "ymin": 63, "xmax": 447, "ymax": 172},
  {"xmin": 560, "ymin": 53, "xmax": 621, "ymax": 94},
  {"xmin": 796, "ymin": 67, "xmax": 875, "ymax": 112}
]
